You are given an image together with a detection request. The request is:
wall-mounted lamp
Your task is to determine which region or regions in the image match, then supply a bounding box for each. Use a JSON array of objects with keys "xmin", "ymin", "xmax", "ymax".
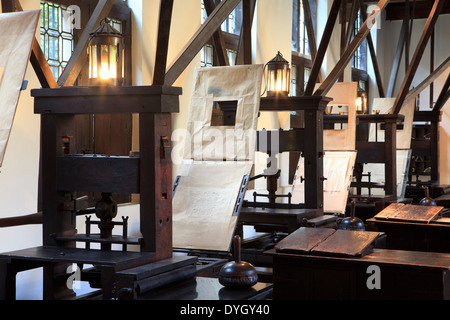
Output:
[
  {"xmin": 88, "ymin": 19, "xmax": 124, "ymax": 86},
  {"xmin": 266, "ymin": 51, "xmax": 290, "ymax": 96}
]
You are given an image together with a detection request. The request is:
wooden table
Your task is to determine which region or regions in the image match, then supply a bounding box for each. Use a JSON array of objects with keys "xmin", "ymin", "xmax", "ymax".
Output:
[
  {"xmin": 367, "ymin": 217, "xmax": 450, "ymax": 253},
  {"xmin": 0, "ymin": 246, "xmax": 154, "ymax": 300},
  {"xmin": 268, "ymin": 248, "xmax": 450, "ymax": 299},
  {"xmin": 136, "ymin": 277, "xmax": 273, "ymax": 300},
  {"xmin": 237, "ymin": 207, "xmax": 320, "ymax": 234}
]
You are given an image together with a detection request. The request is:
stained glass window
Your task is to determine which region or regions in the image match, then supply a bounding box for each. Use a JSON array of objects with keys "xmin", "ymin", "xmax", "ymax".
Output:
[{"xmin": 40, "ymin": 1, "xmax": 74, "ymax": 80}]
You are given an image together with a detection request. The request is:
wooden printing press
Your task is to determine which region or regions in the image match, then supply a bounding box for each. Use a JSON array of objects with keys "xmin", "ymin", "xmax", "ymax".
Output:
[
  {"xmin": 238, "ymin": 82, "xmax": 361, "ymax": 270},
  {"xmin": 0, "ymin": 85, "xmax": 200, "ymax": 300}
]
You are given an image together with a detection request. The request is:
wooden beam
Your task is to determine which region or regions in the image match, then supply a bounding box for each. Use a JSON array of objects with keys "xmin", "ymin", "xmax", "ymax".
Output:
[
  {"xmin": 430, "ymin": 27, "xmax": 434, "ymax": 107},
  {"xmin": 346, "ymin": 0, "xmax": 359, "ymax": 47},
  {"xmin": 4, "ymin": 0, "xmax": 58, "ymax": 88},
  {"xmin": 433, "ymin": 73, "xmax": 450, "ymax": 112},
  {"xmin": 30, "ymin": 38, "xmax": 59, "ymax": 89},
  {"xmin": 339, "ymin": 0, "xmax": 346, "ymax": 82},
  {"xmin": 241, "ymin": 0, "xmax": 252, "ymax": 65},
  {"xmin": 0, "ymin": 213, "xmax": 42, "ymax": 228},
  {"xmin": 304, "ymin": 0, "xmax": 342, "ymax": 96},
  {"xmin": 303, "ymin": 0, "xmax": 318, "ymax": 62},
  {"xmin": 153, "ymin": 0, "xmax": 175, "ymax": 85},
  {"xmin": 358, "ymin": 0, "xmax": 385, "ymax": 97},
  {"xmin": 392, "ymin": 0, "xmax": 445, "ymax": 114},
  {"xmin": 236, "ymin": 0, "xmax": 256, "ymax": 66},
  {"xmin": 386, "ymin": 0, "xmax": 450, "ymax": 20},
  {"xmin": 404, "ymin": 0, "xmax": 410, "ymax": 71},
  {"xmin": 314, "ymin": 0, "xmax": 390, "ymax": 97},
  {"xmin": 1, "ymin": 0, "xmax": 14, "ymax": 12},
  {"xmin": 203, "ymin": 0, "xmax": 229, "ymax": 66},
  {"xmin": 57, "ymin": 0, "xmax": 116, "ymax": 87},
  {"xmin": 386, "ymin": 19, "xmax": 406, "ymax": 97},
  {"xmin": 164, "ymin": 0, "xmax": 241, "ymax": 86},
  {"xmin": 405, "ymin": 55, "xmax": 450, "ymax": 103}
]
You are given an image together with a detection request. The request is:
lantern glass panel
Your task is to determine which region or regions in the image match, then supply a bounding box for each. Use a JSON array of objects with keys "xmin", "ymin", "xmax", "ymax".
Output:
[
  {"xmin": 90, "ymin": 45, "xmax": 97, "ymax": 79},
  {"xmin": 100, "ymin": 45, "xmax": 110, "ymax": 80},
  {"xmin": 268, "ymin": 69, "xmax": 275, "ymax": 92},
  {"xmin": 109, "ymin": 45, "xmax": 117, "ymax": 79},
  {"xmin": 122, "ymin": 48, "xmax": 125, "ymax": 79}
]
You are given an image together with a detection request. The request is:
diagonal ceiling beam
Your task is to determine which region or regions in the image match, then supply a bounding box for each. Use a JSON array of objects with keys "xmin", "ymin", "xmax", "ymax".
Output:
[
  {"xmin": 358, "ymin": 0, "xmax": 385, "ymax": 97},
  {"xmin": 236, "ymin": 0, "xmax": 256, "ymax": 66},
  {"xmin": 164, "ymin": 0, "xmax": 241, "ymax": 86},
  {"xmin": 153, "ymin": 0, "xmax": 175, "ymax": 85},
  {"xmin": 304, "ymin": 0, "xmax": 342, "ymax": 96},
  {"xmin": 303, "ymin": 0, "xmax": 318, "ymax": 63},
  {"xmin": 386, "ymin": 19, "xmax": 406, "ymax": 97},
  {"xmin": 405, "ymin": 55, "xmax": 450, "ymax": 104},
  {"xmin": 392, "ymin": 0, "xmax": 445, "ymax": 114},
  {"xmin": 433, "ymin": 72, "xmax": 450, "ymax": 112},
  {"xmin": 314, "ymin": 0, "xmax": 390, "ymax": 97},
  {"xmin": 57, "ymin": 0, "xmax": 116, "ymax": 87},
  {"xmin": 203, "ymin": 0, "xmax": 229, "ymax": 66}
]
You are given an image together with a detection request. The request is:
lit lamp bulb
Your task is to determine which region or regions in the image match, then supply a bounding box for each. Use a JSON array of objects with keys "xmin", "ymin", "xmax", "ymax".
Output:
[
  {"xmin": 356, "ymin": 93, "xmax": 367, "ymax": 114},
  {"xmin": 356, "ymin": 97, "xmax": 363, "ymax": 114}
]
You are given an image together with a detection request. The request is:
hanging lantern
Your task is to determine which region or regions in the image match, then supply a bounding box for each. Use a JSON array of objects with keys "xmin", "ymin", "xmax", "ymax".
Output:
[
  {"xmin": 88, "ymin": 19, "xmax": 125, "ymax": 86},
  {"xmin": 266, "ymin": 51, "xmax": 291, "ymax": 96}
]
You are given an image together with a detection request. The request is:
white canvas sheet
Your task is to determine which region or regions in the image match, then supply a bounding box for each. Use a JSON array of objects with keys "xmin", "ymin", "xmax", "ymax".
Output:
[
  {"xmin": 184, "ymin": 65, "xmax": 263, "ymax": 161},
  {"xmin": 360, "ymin": 149, "xmax": 411, "ymax": 199},
  {"xmin": 319, "ymin": 82, "xmax": 358, "ymax": 151},
  {"xmin": 0, "ymin": 10, "xmax": 40, "ymax": 166},
  {"xmin": 366, "ymin": 98, "xmax": 415, "ymax": 198},
  {"xmin": 172, "ymin": 160, "xmax": 253, "ymax": 251},
  {"xmin": 291, "ymin": 151, "xmax": 357, "ymax": 214},
  {"xmin": 369, "ymin": 97, "xmax": 415, "ymax": 149}
]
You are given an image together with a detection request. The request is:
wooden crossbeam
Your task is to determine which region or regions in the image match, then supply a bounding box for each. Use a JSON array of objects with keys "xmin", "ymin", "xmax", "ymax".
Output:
[
  {"xmin": 304, "ymin": 0, "xmax": 342, "ymax": 96},
  {"xmin": 164, "ymin": 0, "xmax": 241, "ymax": 86},
  {"xmin": 339, "ymin": 0, "xmax": 346, "ymax": 82},
  {"xmin": 203, "ymin": 0, "xmax": 229, "ymax": 66},
  {"xmin": 153, "ymin": 0, "xmax": 175, "ymax": 85},
  {"xmin": 433, "ymin": 73, "xmax": 450, "ymax": 112},
  {"xmin": 387, "ymin": 19, "xmax": 406, "ymax": 97},
  {"xmin": 303, "ymin": 0, "xmax": 318, "ymax": 62},
  {"xmin": 236, "ymin": 0, "xmax": 256, "ymax": 66},
  {"xmin": 346, "ymin": 0, "xmax": 359, "ymax": 48},
  {"xmin": 358, "ymin": 0, "xmax": 385, "ymax": 97},
  {"xmin": 240, "ymin": 0, "xmax": 252, "ymax": 65},
  {"xmin": 392, "ymin": 0, "xmax": 445, "ymax": 114},
  {"xmin": 314, "ymin": 0, "xmax": 390, "ymax": 97},
  {"xmin": 405, "ymin": 55, "xmax": 450, "ymax": 104},
  {"xmin": 57, "ymin": 0, "xmax": 116, "ymax": 87}
]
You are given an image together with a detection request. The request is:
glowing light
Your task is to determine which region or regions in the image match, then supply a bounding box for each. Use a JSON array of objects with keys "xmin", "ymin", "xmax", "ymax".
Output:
[{"xmin": 99, "ymin": 63, "xmax": 110, "ymax": 80}]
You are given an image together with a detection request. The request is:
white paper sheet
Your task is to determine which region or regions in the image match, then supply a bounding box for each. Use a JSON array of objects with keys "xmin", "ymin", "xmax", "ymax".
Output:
[
  {"xmin": 184, "ymin": 65, "xmax": 263, "ymax": 161},
  {"xmin": 319, "ymin": 82, "xmax": 358, "ymax": 151},
  {"xmin": 172, "ymin": 160, "xmax": 253, "ymax": 251},
  {"xmin": 291, "ymin": 151, "xmax": 357, "ymax": 214},
  {"xmin": 0, "ymin": 11, "xmax": 40, "ymax": 166}
]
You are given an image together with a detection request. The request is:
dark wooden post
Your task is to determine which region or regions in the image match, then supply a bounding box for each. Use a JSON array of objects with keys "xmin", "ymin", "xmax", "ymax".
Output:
[{"xmin": 139, "ymin": 113, "xmax": 173, "ymax": 259}]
